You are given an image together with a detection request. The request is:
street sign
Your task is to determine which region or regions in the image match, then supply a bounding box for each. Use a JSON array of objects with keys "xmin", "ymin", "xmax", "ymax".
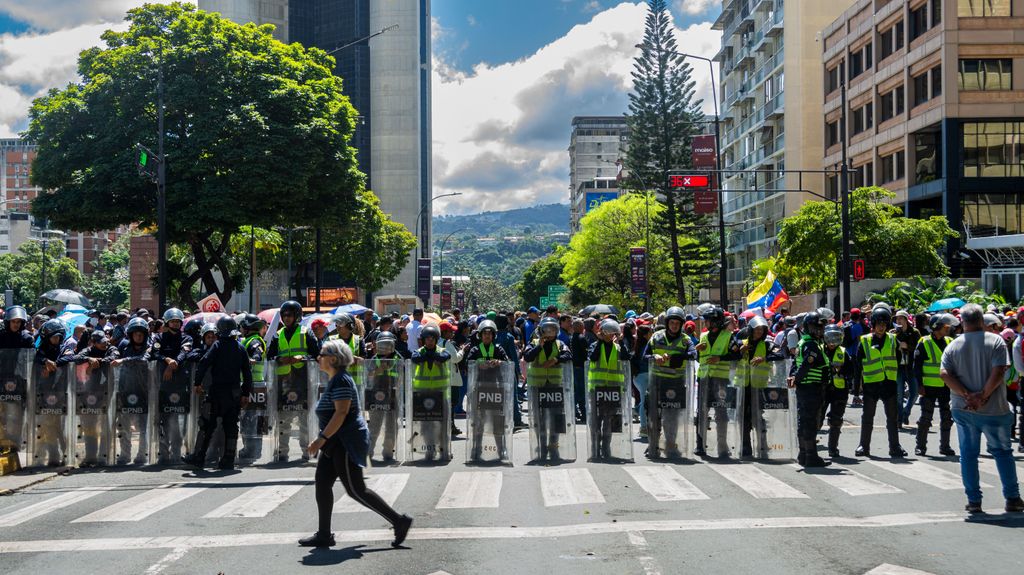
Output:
[
  {"xmin": 547, "ymin": 285, "xmax": 568, "ymax": 297},
  {"xmin": 416, "ymin": 258, "xmax": 432, "ymax": 304},
  {"xmin": 629, "ymin": 247, "xmax": 647, "ymax": 295},
  {"xmin": 853, "ymin": 259, "xmax": 866, "ymax": 282},
  {"xmin": 668, "ymin": 174, "xmax": 710, "ymax": 189}
]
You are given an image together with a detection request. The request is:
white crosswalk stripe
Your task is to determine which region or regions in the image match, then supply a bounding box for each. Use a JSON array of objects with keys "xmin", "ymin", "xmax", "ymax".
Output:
[
  {"xmin": 797, "ymin": 464, "xmax": 904, "ymax": 496},
  {"xmin": 72, "ymin": 483, "xmax": 217, "ymax": 523},
  {"xmin": 335, "ymin": 473, "xmax": 409, "ymax": 513},
  {"xmin": 435, "ymin": 472, "xmax": 503, "ymax": 509},
  {"xmin": 976, "ymin": 456, "xmax": 1024, "ymax": 480},
  {"xmin": 865, "ymin": 459, "xmax": 988, "ymax": 491},
  {"xmin": 624, "ymin": 466, "xmax": 709, "ymax": 501},
  {"xmin": 707, "ymin": 463, "xmax": 808, "ymax": 499},
  {"xmin": 540, "ymin": 468, "xmax": 605, "ymax": 506},
  {"xmin": 204, "ymin": 479, "xmax": 309, "ymax": 519},
  {"xmin": 0, "ymin": 487, "xmax": 115, "ymax": 527}
]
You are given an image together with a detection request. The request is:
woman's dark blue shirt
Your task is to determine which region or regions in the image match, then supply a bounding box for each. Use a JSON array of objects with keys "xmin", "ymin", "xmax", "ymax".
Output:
[{"xmin": 314, "ymin": 369, "xmax": 370, "ymax": 467}]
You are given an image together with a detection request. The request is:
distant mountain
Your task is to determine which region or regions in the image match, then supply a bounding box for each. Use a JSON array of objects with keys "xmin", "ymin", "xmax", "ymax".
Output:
[{"xmin": 433, "ymin": 203, "xmax": 569, "ymax": 236}]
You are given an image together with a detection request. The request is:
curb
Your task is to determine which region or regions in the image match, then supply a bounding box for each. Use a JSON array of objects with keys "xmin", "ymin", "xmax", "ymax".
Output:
[{"xmin": 0, "ymin": 470, "xmax": 61, "ymax": 496}]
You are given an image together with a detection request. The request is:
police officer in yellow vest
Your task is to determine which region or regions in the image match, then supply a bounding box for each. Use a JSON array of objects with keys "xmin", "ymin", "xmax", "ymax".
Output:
[
  {"xmin": 238, "ymin": 313, "xmax": 268, "ymax": 460},
  {"xmin": 694, "ymin": 306, "xmax": 735, "ymax": 458},
  {"xmin": 913, "ymin": 313, "xmax": 959, "ymax": 457},
  {"xmin": 267, "ymin": 300, "xmax": 321, "ymax": 461},
  {"xmin": 524, "ymin": 317, "xmax": 572, "ymax": 461},
  {"xmin": 330, "ymin": 313, "xmax": 366, "ymax": 384},
  {"xmin": 792, "ymin": 312, "xmax": 831, "ymax": 467},
  {"xmin": 587, "ymin": 319, "xmax": 631, "ymax": 460},
  {"xmin": 818, "ymin": 323, "xmax": 851, "ymax": 457},
  {"xmin": 737, "ymin": 315, "xmax": 784, "ymax": 459},
  {"xmin": 856, "ymin": 307, "xmax": 908, "ymax": 458},
  {"xmin": 410, "ymin": 325, "xmax": 451, "ymax": 461},
  {"xmin": 644, "ymin": 306, "xmax": 695, "ymax": 459},
  {"xmin": 366, "ymin": 331, "xmax": 401, "ymax": 462},
  {"xmin": 465, "ymin": 320, "xmax": 511, "ymax": 461}
]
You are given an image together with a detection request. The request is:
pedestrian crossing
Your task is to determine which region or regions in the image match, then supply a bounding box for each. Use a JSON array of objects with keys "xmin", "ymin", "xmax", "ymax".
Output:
[{"xmin": 0, "ymin": 457, "xmax": 1015, "ymax": 528}]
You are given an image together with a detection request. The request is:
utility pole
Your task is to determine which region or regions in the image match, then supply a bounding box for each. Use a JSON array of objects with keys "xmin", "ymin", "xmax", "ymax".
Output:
[
  {"xmin": 840, "ymin": 82, "xmax": 852, "ymax": 311},
  {"xmin": 156, "ymin": 61, "xmax": 167, "ymax": 315}
]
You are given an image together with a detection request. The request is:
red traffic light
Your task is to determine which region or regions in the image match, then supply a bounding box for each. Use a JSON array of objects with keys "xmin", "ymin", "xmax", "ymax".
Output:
[
  {"xmin": 668, "ymin": 174, "xmax": 710, "ymax": 189},
  {"xmin": 853, "ymin": 259, "xmax": 866, "ymax": 281}
]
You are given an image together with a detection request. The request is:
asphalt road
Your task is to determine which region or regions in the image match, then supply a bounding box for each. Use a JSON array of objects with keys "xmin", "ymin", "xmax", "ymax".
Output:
[{"xmin": 1, "ymin": 409, "xmax": 1023, "ymax": 575}]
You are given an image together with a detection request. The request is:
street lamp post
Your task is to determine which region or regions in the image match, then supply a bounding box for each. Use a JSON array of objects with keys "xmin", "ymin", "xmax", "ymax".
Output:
[
  {"xmin": 414, "ymin": 192, "xmax": 462, "ymax": 262},
  {"xmin": 436, "ymin": 229, "xmax": 465, "ymax": 311}
]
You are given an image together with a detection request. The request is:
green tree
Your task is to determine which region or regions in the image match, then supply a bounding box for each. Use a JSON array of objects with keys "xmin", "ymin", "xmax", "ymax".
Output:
[
  {"xmin": 516, "ymin": 248, "xmax": 566, "ymax": 308},
  {"xmin": 27, "ymin": 3, "xmax": 364, "ymax": 308},
  {"xmin": 866, "ymin": 276, "xmax": 1006, "ymax": 313},
  {"xmin": 767, "ymin": 186, "xmax": 958, "ymax": 293},
  {"xmin": 82, "ymin": 232, "xmax": 136, "ymax": 311},
  {"xmin": 561, "ymin": 193, "xmax": 707, "ymax": 311},
  {"xmin": 0, "ymin": 241, "xmax": 83, "ymax": 309},
  {"xmin": 627, "ymin": 0, "xmax": 708, "ymax": 302},
  {"xmin": 463, "ymin": 277, "xmax": 519, "ymax": 313}
]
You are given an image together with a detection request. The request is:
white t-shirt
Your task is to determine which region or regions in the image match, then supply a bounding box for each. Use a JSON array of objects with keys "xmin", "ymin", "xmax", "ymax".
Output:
[{"xmin": 407, "ymin": 320, "xmax": 422, "ymax": 348}]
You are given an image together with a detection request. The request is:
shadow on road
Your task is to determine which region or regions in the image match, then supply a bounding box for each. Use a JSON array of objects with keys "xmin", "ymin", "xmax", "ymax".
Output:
[{"xmin": 300, "ymin": 544, "xmax": 402, "ymax": 566}]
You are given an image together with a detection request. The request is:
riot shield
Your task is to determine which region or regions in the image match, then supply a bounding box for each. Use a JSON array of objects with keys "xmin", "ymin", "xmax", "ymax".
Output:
[
  {"xmin": 406, "ymin": 364, "xmax": 452, "ymax": 462},
  {"xmin": 188, "ymin": 363, "xmax": 226, "ymax": 465},
  {"xmin": 466, "ymin": 360, "xmax": 514, "ymax": 464},
  {"xmin": 646, "ymin": 358, "xmax": 692, "ymax": 460},
  {"xmin": 152, "ymin": 361, "xmax": 191, "ymax": 464},
  {"xmin": 268, "ymin": 360, "xmax": 313, "ymax": 463},
  {"xmin": 527, "ymin": 363, "xmax": 575, "ymax": 463},
  {"xmin": 72, "ymin": 361, "xmax": 113, "ymax": 467},
  {"xmin": 238, "ymin": 364, "xmax": 272, "ymax": 465},
  {"xmin": 0, "ymin": 349, "xmax": 34, "ymax": 469},
  {"xmin": 112, "ymin": 359, "xmax": 153, "ymax": 466},
  {"xmin": 695, "ymin": 361, "xmax": 742, "ymax": 459},
  {"xmin": 361, "ymin": 358, "xmax": 406, "ymax": 465},
  {"xmin": 749, "ymin": 360, "xmax": 796, "ymax": 460},
  {"xmin": 29, "ymin": 360, "xmax": 72, "ymax": 467},
  {"xmin": 585, "ymin": 360, "xmax": 633, "ymax": 462}
]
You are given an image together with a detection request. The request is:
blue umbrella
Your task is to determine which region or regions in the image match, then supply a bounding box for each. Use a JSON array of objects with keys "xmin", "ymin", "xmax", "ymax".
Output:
[
  {"xmin": 57, "ymin": 313, "xmax": 91, "ymax": 340},
  {"xmin": 927, "ymin": 297, "xmax": 966, "ymax": 312},
  {"xmin": 331, "ymin": 303, "xmax": 369, "ymax": 316}
]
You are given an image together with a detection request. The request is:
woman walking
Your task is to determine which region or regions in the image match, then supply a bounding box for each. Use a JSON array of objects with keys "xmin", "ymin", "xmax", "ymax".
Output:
[{"xmin": 299, "ymin": 339, "xmax": 413, "ymax": 548}]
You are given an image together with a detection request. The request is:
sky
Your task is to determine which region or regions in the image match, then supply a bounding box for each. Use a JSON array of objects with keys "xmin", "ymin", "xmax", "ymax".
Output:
[{"xmin": 0, "ymin": 0, "xmax": 722, "ymax": 215}]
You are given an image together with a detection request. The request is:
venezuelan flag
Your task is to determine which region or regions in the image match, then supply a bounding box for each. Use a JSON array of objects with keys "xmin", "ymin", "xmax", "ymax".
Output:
[{"xmin": 746, "ymin": 271, "xmax": 790, "ymax": 312}]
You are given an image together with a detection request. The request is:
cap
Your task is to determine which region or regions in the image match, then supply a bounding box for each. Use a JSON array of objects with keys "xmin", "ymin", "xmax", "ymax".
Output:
[
  {"xmin": 684, "ymin": 320, "xmax": 696, "ymax": 330},
  {"xmin": 486, "ymin": 311, "xmax": 498, "ymax": 320},
  {"xmin": 311, "ymin": 318, "xmax": 330, "ymax": 330},
  {"xmin": 528, "ymin": 306, "xmax": 540, "ymax": 314}
]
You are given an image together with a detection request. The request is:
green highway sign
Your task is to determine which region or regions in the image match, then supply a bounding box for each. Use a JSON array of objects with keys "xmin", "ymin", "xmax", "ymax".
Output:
[{"xmin": 547, "ymin": 285, "xmax": 568, "ymax": 297}]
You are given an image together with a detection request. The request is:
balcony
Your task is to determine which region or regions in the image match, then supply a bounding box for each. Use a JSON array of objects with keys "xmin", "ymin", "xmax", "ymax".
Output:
[
  {"xmin": 766, "ymin": 3, "xmax": 784, "ymax": 36},
  {"xmin": 764, "ymin": 91, "xmax": 784, "ymax": 118},
  {"xmin": 752, "ymin": 48, "xmax": 783, "ymax": 85}
]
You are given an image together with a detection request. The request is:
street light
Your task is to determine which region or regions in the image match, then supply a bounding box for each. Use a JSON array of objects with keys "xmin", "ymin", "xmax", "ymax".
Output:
[
  {"xmin": 414, "ymin": 192, "xmax": 462, "ymax": 261},
  {"xmin": 325, "ymin": 24, "xmax": 399, "ymax": 55},
  {"xmin": 436, "ymin": 228, "xmax": 466, "ymax": 311}
]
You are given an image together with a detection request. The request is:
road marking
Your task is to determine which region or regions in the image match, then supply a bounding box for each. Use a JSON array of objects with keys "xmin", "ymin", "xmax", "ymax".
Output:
[
  {"xmin": 707, "ymin": 463, "xmax": 808, "ymax": 499},
  {"xmin": 72, "ymin": 483, "xmax": 217, "ymax": 523},
  {"xmin": 143, "ymin": 547, "xmax": 189, "ymax": 575},
  {"xmin": 796, "ymin": 464, "xmax": 904, "ymax": 496},
  {"xmin": 626, "ymin": 531, "xmax": 661, "ymax": 575},
  {"xmin": 0, "ymin": 487, "xmax": 114, "ymax": 527},
  {"xmin": 204, "ymin": 479, "xmax": 308, "ymax": 519},
  {"xmin": 435, "ymin": 472, "xmax": 502, "ymax": 509},
  {"xmin": 864, "ymin": 563, "xmax": 937, "ymax": 575},
  {"xmin": 539, "ymin": 468, "xmax": 605, "ymax": 506},
  {"xmin": 866, "ymin": 460, "xmax": 989, "ymax": 491},
  {"xmin": 0, "ymin": 511, "xmax": 974, "ymax": 552},
  {"xmin": 335, "ymin": 473, "xmax": 409, "ymax": 513},
  {"xmin": 976, "ymin": 457, "xmax": 1024, "ymax": 480},
  {"xmin": 624, "ymin": 466, "xmax": 709, "ymax": 501}
]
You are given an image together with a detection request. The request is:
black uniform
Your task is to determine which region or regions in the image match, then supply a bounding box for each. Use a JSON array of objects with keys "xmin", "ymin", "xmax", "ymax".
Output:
[
  {"xmin": 72, "ymin": 344, "xmax": 117, "ymax": 465},
  {"xmin": 149, "ymin": 331, "xmax": 193, "ymax": 463},
  {"xmin": 642, "ymin": 330, "xmax": 697, "ymax": 459},
  {"xmin": 33, "ymin": 338, "xmax": 75, "ymax": 465},
  {"xmin": 792, "ymin": 334, "xmax": 829, "ymax": 463},
  {"xmin": 112, "ymin": 338, "xmax": 152, "ymax": 464},
  {"xmin": 189, "ymin": 335, "xmax": 254, "ymax": 467},
  {"xmin": 0, "ymin": 326, "xmax": 34, "ymax": 456}
]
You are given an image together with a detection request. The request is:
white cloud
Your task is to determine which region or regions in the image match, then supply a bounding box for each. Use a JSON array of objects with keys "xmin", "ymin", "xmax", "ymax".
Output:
[
  {"xmin": 431, "ymin": 1, "xmax": 720, "ymax": 215},
  {"xmin": 0, "ymin": 0, "xmax": 146, "ymax": 31},
  {"xmin": 582, "ymin": 1, "xmax": 603, "ymax": 13},
  {"xmin": 675, "ymin": 0, "xmax": 718, "ymax": 16}
]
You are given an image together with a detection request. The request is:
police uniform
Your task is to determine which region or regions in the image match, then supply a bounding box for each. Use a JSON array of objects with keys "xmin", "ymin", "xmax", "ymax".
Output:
[
  {"xmin": 737, "ymin": 335, "xmax": 783, "ymax": 458},
  {"xmin": 858, "ymin": 331, "xmax": 905, "ymax": 457},
  {"xmin": 465, "ymin": 342, "xmax": 511, "ymax": 460},
  {"xmin": 72, "ymin": 341, "xmax": 117, "ymax": 465},
  {"xmin": 410, "ymin": 345, "xmax": 452, "ymax": 460},
  {"xmin": 365, "ymin": 353, "xmax": 401, "ymax": 461},
  {"xmin": 268, "ymin": 324, "xmax": 320, "ymax": 459},
  {"xmin": 914, "ymin": 334, "xmax": 954, "ymax": 455},
  {"xmin": 34, "ymin": 336, "xmax": 75, "ymax": 466},
  {"xmin": 696, "ymin": 328, "xmax": 733, "ymax": 456},
  {"xmin": 644, "ymin": 329, "xmax": 694, "ymax": 458},
  {"xmin": 238, "ymin": 331, "xmax": 267, "ymax": 459},
  {"xmin": 113, "ymin": 337, "xmax": 152, "ymax": 465},
  {"xmin": 587, "ymin": 339, "xmax": 630, "ymax": 460},
  {"xmin": 0, "ymin": 324, "xmax": 34, "ymax": 457},
  {"xmin": 819, "ymin": 343, "xmax": 851, "ymax": 457},
  {"xmin": 793, "ymin": 332, "xmax": 830, "ymax": 465},
  {"xmin": 149, "ymin": 329, "xmax": 193, "ymax": 463},
  {"xmin": 189, "ymin": 330, "xmax": 253, "ymax": 469},
  {"xmin": 524, "ymin": 338, "xmax": 572, "ymax": 461}
]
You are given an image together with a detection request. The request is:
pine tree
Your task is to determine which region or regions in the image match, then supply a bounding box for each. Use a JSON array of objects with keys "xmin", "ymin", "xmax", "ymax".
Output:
[{"xmin": 626, "ymin": 0, "xmax": 711, "ymax": 304}]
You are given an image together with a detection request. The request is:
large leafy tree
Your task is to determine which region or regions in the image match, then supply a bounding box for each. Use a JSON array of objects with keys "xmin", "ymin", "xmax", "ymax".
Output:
[
  {"xmin": 463, "ymin": 277, "xmax": 519, "ymax": 314},
  {"xmin": 0, "ymin": 242, "xmax": 83, "ymax": 310},
  {"xmin": 627, "ymin": 0, "xmax": 708, "ymax": 303},
  {"xmin": 516, "ymin": 248, "xmax": 566, "ymax": 309},
  {"xmin": 82, "ymin": 232, "xmax": 136, "ymax": 311},
  {"xmin": 763, "ymin": 186, "xmax": 958, "ymax": 293},
  {"xmin": 27, "ymin": 3, "xmax": 366, "ymax": 309}
]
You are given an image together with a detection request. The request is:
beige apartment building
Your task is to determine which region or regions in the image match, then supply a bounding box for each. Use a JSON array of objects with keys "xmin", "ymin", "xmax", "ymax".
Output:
[{"xmin": 822, "ymin": 0, "xmax": 1024, "ymax": 298}]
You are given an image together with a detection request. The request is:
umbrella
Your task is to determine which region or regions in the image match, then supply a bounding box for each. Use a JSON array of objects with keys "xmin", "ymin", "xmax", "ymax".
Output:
[
  {"xmin": 57, "ymin": 313, "xmax": 90, "ymax": 340},
  {"xmin": 184, "ymin": 312, "xmax": 227, "ymax": 326},
  {"xmin": 739, "ymin": 308, "xmax": 776, "ymax": 320},
  {"xmin": 421, "ymin": 312, "xmax": 444, "ymax": 326},
  {"xmin": 63, "ymin": 304, "xmax": 89, "ymax": 315},
  {"xmin": 41, "ymin": 289, "xmax": 91, "ymax": 307},
  {"xmin": 331, "ymin": 303, "xmax": 369, "ymax": 316},
  {"xmin": 257, "ymin": 308, "xmax": 278, "ymax": 324},
  {"xmin": 579, "ymin": 304, "xmax": 621, "ymax": 317},
  {"xmin": 927, "ymin": 298, "xmax": 966, "ymax": 312}
]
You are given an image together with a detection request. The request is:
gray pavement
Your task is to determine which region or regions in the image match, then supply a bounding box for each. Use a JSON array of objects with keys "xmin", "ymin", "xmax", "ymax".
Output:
[{"xmin": 0, "ymin": 410, "xmax": 1022, "ymax": 575}]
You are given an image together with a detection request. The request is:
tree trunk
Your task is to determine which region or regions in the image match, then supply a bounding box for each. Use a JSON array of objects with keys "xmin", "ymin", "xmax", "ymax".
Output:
[{"xmin": 663, "ymin": 191, "xmax": 685, "ymax": 304}]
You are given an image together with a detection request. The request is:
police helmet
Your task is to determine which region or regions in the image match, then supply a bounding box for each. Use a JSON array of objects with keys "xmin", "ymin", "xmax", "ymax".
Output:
[
  {"xmin": 375, "ymin": 331, "xmax": 396, "ymax": 354},
  {"xmin": 477, "ymin": 320, "xmax": 497, "ymax": 335},
  {"xmin": 280, "ymin": 300, "xmax": 303, "ymax": 318},
  {"xmin": 538, "ymin": 318, "xmax": 559, "ymax": 338},
  {"xmin": 802, "ymin": 312, "xmax": 824, "ymax": 330},
  {"xmin": 90, "ymin": 329, "xmax": 108, "ymax": 343},
  {"xmin": 333, "ymin": 313, "xmax": 355, "ymax": 328},
  {"xmin": 183, "ymin": 318, "xmax": 204, "ymax": 339},
  {"xmin": 823, "ymin": 325, "xmax": 844, "ymax": 346},
  {"xmin": 816, "ymin": 307, "xmax": 836, "ymax": 321},
  {"xmin": 701, "ymin": 306, "xmax": 725, "ymax": 328},
  {"xmin": 216, "ymin": 316, "xmax": 239, "ymax": 337},
  {"xmin": 600, "ymin": 319, "xmax": 621, "ymax": 336},
  {"xmin": 748, "ymin": 316, "xmax": 769, "ymax": 331},
  {"xmin": 162, "ymin": 308, "xmax": 185, "ymax": 323},
  {"xmin": 696, "ymin": 303, "xmax": 715, "ymax": 316},
  {"xmin": 420, "ymin": 324, "xmax": 441, "ymax": 342},
  {"xmin": 125, "ymin": 317, "xmax": 149, "ymax": 336},
  {"xmin": 238, "ymin": 313, "xmax": 267, "ymax": 332},
  {"xmin": 929, "ymin": 313, "xmax": 960, "ymax": 330},
  {"xmin": 40, "ymin": 318, "xmax": 66, "ymax": 340},
  {"xmin": 871, "ymin": 302, "xmax": 893, "ymax": 316},
  {"xmin": 200, "ymin": 322, "xmax": 218, "ymax": 337},
  {"xmin": 665, "ymin": 306, "xmax": 686, "ymax": 324},
  {"xmin": 870, "ymin": 308, "xmax": 892, "ymax": 327},
  {"xmin": 5, "ymin": 305, "xmax": 28, "ymax": 323}
]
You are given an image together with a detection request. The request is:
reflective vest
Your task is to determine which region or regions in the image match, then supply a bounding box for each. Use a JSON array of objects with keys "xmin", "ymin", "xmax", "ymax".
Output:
[
  {"xmin": 340, "ymin": 334, "xmax": 362, "ymax": 381},
  {"xmin": 527, "ymin": 343, "xmax": 563, "ymax": 387},
  {"xmin": 370, "ymin": 357, "xmax": 400, "ymax": 381},
  {"xmin": 860, "ymin": 333, "xmax": 898, "ymax": 384},
  {"xmin": 825, "ymin": 345, "xmax": 846, "ymax": 389},
  {"xmin": 649, "ymin": 331, "xmax": 689, "ymax": 380},
  {"xmin": 243, "ymin": 334, "xmax": 266, "ymax": 382},
  {"xmin": 795, "ymin": 335, "xmax": 826, "ymax": 386},
  {"xmin": 697, "ymin": 331, "xmax": 731, "ymax": 379},
  {"xmin": 588, "ymin": 343, "xmax": 624, "ymax": 390},
  {"xmin": 275, "ymin": 326, "xmax": 308, "ymax": 376},
  {"xmin": 477, "ymin": 342, "xmax": 497, "ymax": 360},
  {"xmin": 413, "ymin": 346, "xmax": 450, "ymax": 389},
  {"xmin": 920, "ymin": 336, "xmax": 951, "ymax": 388},
  {"xmin": 738, "ymin": 339, "xmax": 770, "ymax": 388}
]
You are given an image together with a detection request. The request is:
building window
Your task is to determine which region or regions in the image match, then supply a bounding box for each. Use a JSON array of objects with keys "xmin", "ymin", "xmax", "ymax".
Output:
[
  {"xmin": 958, "ymin": 0, "xmax": 1011, "ymax": 16},
  {"xmin": 913, "ymin": 72, "xmax": 929, "ymax": 106},
  {"xmin": 910, "ymin": 4, "xmax": 929, "ymax": 40},
  {"xmin": 932, "ymin": 0, "xmax": 942, "ymax": 26},
  {"xmin": 880, "ymin": 86, "xmax": 905, "ymax": 122},
  {"xmin": 914, "ymin": 132, "xmax": 942, "ymax": 183},
  {"xmin": 851, "ymin": 103, "xmax": 874, "ymax": 135},
  {"xmin": 825, "ymin": 62, "xmax": 844, "ymax": 93},
  {"xmin": 881, "ymin": 150, "xmax": 906, "ymax": 183},
  {"xmin": 896, "ymin": 86, "xmax": 906, "ymax": 114},
  {"xmin": 958, "ymin": 58, "xmax": 1013, "ymax": 91},
  {"xmin": 851, "ymin": 162, "xmax": 874, "ymax": 188},
  {"xmin": 931, "ymin": 66, "xmax": 942, "ymax": 98},
  {"xmin": 962, "ymin": 121, "xmax": 1024, "ymax": 177},
  {"xmin": 826, "ymin": 120, "xmax": 840, "ymax": 147}
]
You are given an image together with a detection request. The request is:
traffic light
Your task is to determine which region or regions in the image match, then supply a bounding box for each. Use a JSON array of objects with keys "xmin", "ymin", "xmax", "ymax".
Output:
[
  {"xmin": 135, "ymin": 143, "xmax": 158, "ymax": 182},
  {"xmin": 853, "ymin": 259, "xmax": 866, "ymax": 281}
]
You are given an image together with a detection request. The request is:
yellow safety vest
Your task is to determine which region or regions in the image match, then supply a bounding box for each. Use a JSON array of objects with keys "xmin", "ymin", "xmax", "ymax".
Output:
[
  {"xmin": 736, "ymin": 339, "xmax": 770, "ymax": 388},
  {"xmin": 243, "ymin": 334, "xmax": 265, "ymax": 382},
  {"xmin": 860, "ymin": 333, "xmax": 898, "ymax": 384},
  {"xmin": 698, "ymin": 331, "xmax": 731, "ymax": 379},
  {"xmin": 275, "ymin": 326, "xmax": 307, "ymax": 376},
  {"xmin": 588, "ymin": 343, "xmax": 624, "ymax": 390},
  {"xmin": 527, "ymin": 343, "xmax": 563, "ymax": 387},
  {"xmin": 340, "ymin": 334, "xmax": 362, "ymax": 380},
  {"xmin": 413, "ymin": 346, "xmax": 450, "ymax": 389},
  {"xmin": 825, "ymin": 346, "xmax": 846, "ymax": 389},
  {"xmin": 920, "ymin": 336, "xmax": 951, "ymax": 388},
  {"xmin": 649, "ymin": 331, "xmax": 689, "ymax": 380}
]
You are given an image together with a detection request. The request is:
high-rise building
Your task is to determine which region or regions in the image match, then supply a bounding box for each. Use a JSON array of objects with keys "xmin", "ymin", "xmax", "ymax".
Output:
[
  {"xmin": 200, "ymin": 0, "xmax": 289, "ymax": 42},
  {"xmin": 568, "ymin": 116, "xmax": 630, "ymax": 233},
  {"xmin": 714, "ymin": 0, "xmax": 856, "ymax": 303},
  {"xmin": 821, "ymin": 0, "xmax": 1024, "ymax": 298}
]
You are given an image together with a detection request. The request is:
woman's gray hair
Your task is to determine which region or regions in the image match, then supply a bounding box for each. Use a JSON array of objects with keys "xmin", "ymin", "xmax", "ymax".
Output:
[{"xmin": 320, "ymin": 339, "xmax": 354, "ymax": 367}]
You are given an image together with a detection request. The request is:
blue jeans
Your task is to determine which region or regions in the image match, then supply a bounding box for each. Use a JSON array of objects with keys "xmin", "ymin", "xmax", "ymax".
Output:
[
  {"xmin": 633, "ymin": 372, "xmax": 650, "ymax": 430},
  {"xmin": 951, "ymin": 409, "xmax": 1021, "ymax": 503},
  {"xmin": 898, "ymin": 367, "xmax": 918, "ymax": 422}
]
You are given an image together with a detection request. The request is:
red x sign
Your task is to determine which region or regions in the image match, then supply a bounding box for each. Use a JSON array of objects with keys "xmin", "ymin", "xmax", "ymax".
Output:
[{"xmin": 668, "ymin": 174, "xmax": 710, "ymax": 189}]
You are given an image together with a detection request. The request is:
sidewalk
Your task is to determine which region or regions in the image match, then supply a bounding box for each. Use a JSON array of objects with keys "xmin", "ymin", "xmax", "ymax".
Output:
[{"xmin": 0, "ymin": 469, "xmax": 60, "ymax": 496}]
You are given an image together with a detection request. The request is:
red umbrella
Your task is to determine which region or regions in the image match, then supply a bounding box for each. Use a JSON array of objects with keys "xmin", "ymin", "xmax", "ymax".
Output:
[
  {"xmin": 258, "ymin": 308, "xmax": 278, "ymax": 324},
  {"xmin": 739, "ymin": 308, "xmax": 775, "ymax": 320},
  {"xmin": 184, "ymin": 311, "xmax": 227, "ymax": 325}
]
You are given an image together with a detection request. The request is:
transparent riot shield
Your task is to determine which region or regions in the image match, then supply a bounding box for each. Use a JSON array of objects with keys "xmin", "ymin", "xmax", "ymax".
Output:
[
  {"xmin": 646, "ymin": 358, "xmax": 692, "ymax": 460},
  {"xmin": 407, "ymin": 364, "xmax": 452, "ymax": 462},
  {"xmin": 29, "ymin": 360, "xmax": 72, "ymax": 467},
  {"xmin": 527, "ymin": 363, "xmax": 575, "ymax": 463},
  {"xmin": 307, "ymin": 364, "xmax": 329, "ymax": 461},
  {"xmin": 112, "ymin": 359, "xmax": 153, "ymax": 466},
  {"xmin": 585, "ymin": 360, "xmax": 633, "ymax": 462},
  {"xmin": 188, "ymin": 363, "xmax": 226, "ymax": 465},
  {"xmin": 268, "ymin": 360, "xmax": 314, "ymax": 463},
  {"xmin": 466, "ymin": 360, "xmax": 514, "ymax": 464},
  {"xmin": 750, "ymin": 360, "xmax": 796, "ymax": 460},
  {"xmin": 695, "ymin": 361, "xmax": 742, "ymax": 459},
  {"xmin": 0, "ymin": 349, "xmax": 34, "ymax": 470},
  {"xmin": 238, "ymin": 364, "xmax": 272, "ymax": 465},
  {"xmin": 151, "ymin": 361, "xmax": 191, "ymax": 464},
  {"xmin": 72, "ymin": 361, "xmax": 113, "ymax": 467},
  {"xmin": 361, "ymin": 358, "xmax": 406, "ymax": 466}
]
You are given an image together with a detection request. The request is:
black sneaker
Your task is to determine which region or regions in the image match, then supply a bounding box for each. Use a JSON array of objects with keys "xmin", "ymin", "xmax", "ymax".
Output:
[
  {"xmin": 965, "ymin": 501, "xmax": 983, "ymax": 514},
  {"xmin": 298, "ymin": 532, "xmax": 335, "ymax": 547},
  {"xmin": 392, "ymin": 514, "xmax": 413, "ymax": 547},
  {"xmin": 855, "ymin": 445, "xmax": 869, "ymax": 457},
  {"xmin": 914, "ymin": 446, "xmax": 926, "ymax": 456},
  {"xmin": 1006, "ymin": 497, "xmax": 1024, "ymax": 513},
  {"xmin": 938, "ymin": 447, "xmax": 956, "ymax": 457},
  {"xmin": 889, "ymin": 447, "xmax": 908, "ymax": 459}
]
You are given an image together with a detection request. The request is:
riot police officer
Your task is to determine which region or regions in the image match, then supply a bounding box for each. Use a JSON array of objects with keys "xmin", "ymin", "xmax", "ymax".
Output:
[
  {"xmin": 112, "ymin": 317, "xmax": 152, "ymax": 465},
  {"xmin": 737, "ymin": 315, "xmax": 784, "ymax": 459},
  {"xmin": 267, "ymin": 300, "xmax": 320, "ymax": 461},
  {"xmin": 410, "ymin": 325, "xmax": 451, "ymax": 461},
  {"xmin": 523, "ymin": 317, "xmax": 572, "ymax": 461},
  {"xmin": 0, "ymin": 305, "xmax": 34, "ymax": 460},
  {"xmin": 466, "ymin": 320, "xmax": 511, "ymax": 461},
  {"xmin": 366, "ymin": 331, "xmax": 401, "ymax": 462},
  {"xmin": 792, "ymin": 312, "xmax": 830, "ymax": 467},
  {"xmin": 150, "ymin": 308, "xmax": 192, "ymax": 464},
  {"xmin": 34, "ymin": 319, "xmax": 75, "ymax": 466},
  {"xmin": 238, "ymin": 313, "xmax": 269, "ymax": 460},
  {"xmin": 856, "ymin": 308, "xmax": 907, "ymax": 459},
  {"xmin": 587, "ymin": 319, "xmax": 631, "ymax": 460},
  {"xmin": 644, "ymin": 306, "xmax": 695, "ymax": 459},
  {"xmin": 694, "ymin": 306, "xmax": 735, "ymax": 458},
  {"xmin": 914, "ymin": 313, "xmax": 959, "ymax": 457},
  {"xmin": 72, "ymin": 330, "xmax": 116, "ymax": 466},
  {"xmin": 820, "ymin": 324, "xmax": 851, "ymax": 458},
  {"xmin": 185, "ymin": 316, "xmax": 253, "ymax": 470}
]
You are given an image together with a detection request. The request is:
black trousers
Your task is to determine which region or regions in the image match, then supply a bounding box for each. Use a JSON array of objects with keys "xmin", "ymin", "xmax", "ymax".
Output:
[
  {"xmin": 194, "ymin": 392, "xmax": 240, "ymax": 462},
  {"xmin": 916, "ymin": 385, "xmax": 952, "ymax": 448},
  {"xmin": 860, "ymin": 380, "xmax": 901, "ymax": 451},
  {"xmin": 820, "ymin": 384, "xmax": 849, "ymax": 431},
  {"xmin": 315, "ymin": 439, "xmax": 401, "ymax": 535},
  {"xmin": 795, "ymin": 384, "xmax": 824, "ymax": 442}
]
